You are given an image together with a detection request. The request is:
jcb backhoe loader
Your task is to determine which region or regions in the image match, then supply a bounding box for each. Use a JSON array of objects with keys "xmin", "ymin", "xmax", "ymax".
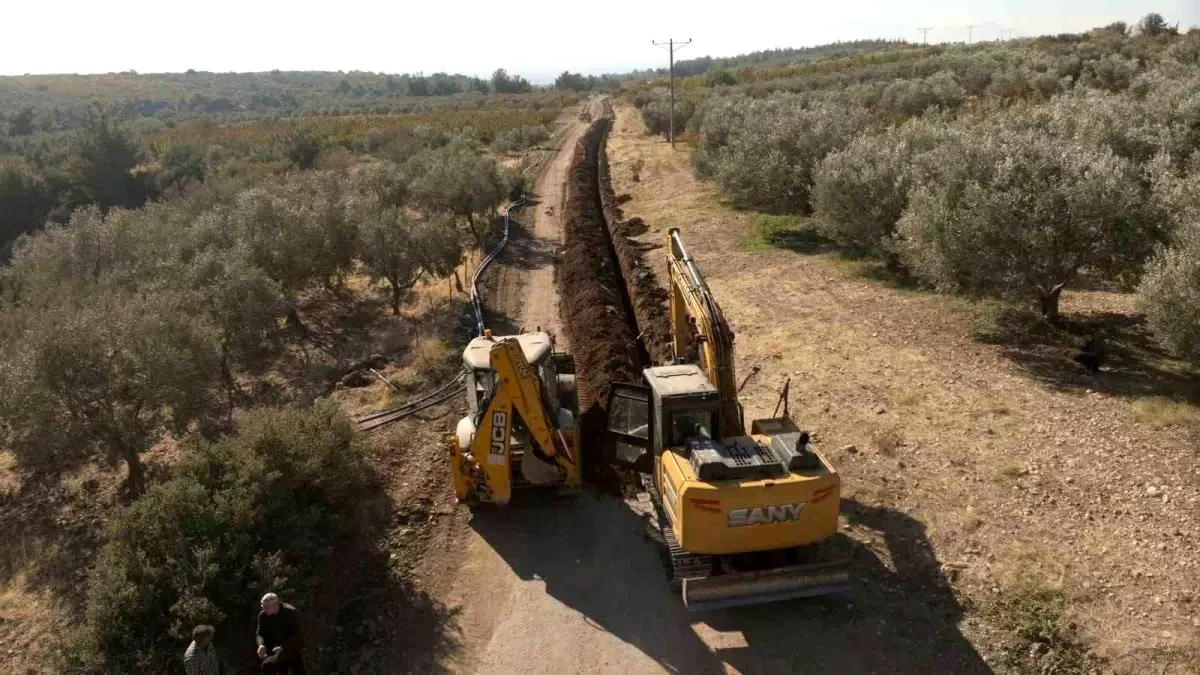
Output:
[
  {"xmin": 607, "ymin": 228, "xmax": 849, "ymax": 611},
  {"xmin": 450, "ymin": 330, "xmax": 581, "ymax": 505}
]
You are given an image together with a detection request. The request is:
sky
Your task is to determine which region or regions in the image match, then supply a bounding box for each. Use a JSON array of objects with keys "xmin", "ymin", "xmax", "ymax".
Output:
[{"xmin": 2, "ymin": 0, "xmax": 1197, "ymax": 82}]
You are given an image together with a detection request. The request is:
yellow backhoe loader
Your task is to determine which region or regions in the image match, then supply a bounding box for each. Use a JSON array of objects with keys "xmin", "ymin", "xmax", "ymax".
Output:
[
  {"xmin": 607, "ymin": 228, "xmax": 849, "ymax": 611},
  {"xmin": 450, "ymin": 330, "xmax": 581, "ymax": 505}
]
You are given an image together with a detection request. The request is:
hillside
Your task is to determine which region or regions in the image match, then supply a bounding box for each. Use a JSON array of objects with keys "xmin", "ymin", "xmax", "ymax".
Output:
[{"xmin": 0, "ymin": 68, "xmax": 559, "ymax": 133}]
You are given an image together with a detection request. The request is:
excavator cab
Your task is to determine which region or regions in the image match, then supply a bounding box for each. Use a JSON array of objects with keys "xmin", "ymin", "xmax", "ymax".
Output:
[
  {"xmin": 607, "ymin": 365, "xmax": 849, "ymax": 611},
  {"xmin": 608, "ymin": 365, "xmax": 721, "ymax": 465},
  {"xmin": 451, "ymin": 331, "xmax": 580, "ymax": 505}
]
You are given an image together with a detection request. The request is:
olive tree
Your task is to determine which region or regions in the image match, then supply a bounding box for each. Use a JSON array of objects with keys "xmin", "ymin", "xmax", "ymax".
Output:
[
  {"xmin": 1138, "ymin": 159, "xmax": 1200, "ymax": 361},
  {"xmin": 639, "ymin": 88, "xmax": 700, "ymax": 138},
  {"xmin": 877, "ymin": 71, "xmax": 965, "ymax": 118},
  {"xmin": 227, "ymin": 171, "xmax": 357, "ymax": 294},
  {"xmin": 1138, "ymin": 220, "xmax": 1200, "ymax": 362},
  {"xmin": 1034, "ymin": 90, "xmax": 1170, "ymax": 163},
  {"xmin": 695, "ymin": 94, "xmax": 871, "ymax": 213},
  {"xmin": 895, "ymin": 129, "xmax": 1146, "ymax": 319},
  {"xmin": 0, "ymin": 290, "xmax": 222, "ymax": 496},
  {"xmin": 0, "ymin": 205, "xmax": 192, "ymax": 308},
  {"xmin": 356, "ymin": 209, "xmax": 461, "ymax": 314},
  {"xmin": 691, "ymin": 94, "xmax": 751, "ymax": 180},
  {"xmin": 348, "ymin": 163, "xmax": 462, "ymax": 313},
  {"xmin": 180, "ymin": 246, "xmax": 288, "ymax": 416},
  {"xmin": 405, "ymin": 141, "xmax": 504, "ymax": 248},
  {"xmin": 62, "ymin": 404, "xmax": 372, "ymax": 672},
  {"xmin": 812, "ymin": 118, "xmax": 956, "ymax": 254}
]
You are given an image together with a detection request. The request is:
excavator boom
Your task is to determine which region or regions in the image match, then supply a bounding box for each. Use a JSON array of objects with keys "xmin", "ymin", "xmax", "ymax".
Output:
[{"xmin": 667, "ymin": 228, "xmax": 743, "ymax": 435}]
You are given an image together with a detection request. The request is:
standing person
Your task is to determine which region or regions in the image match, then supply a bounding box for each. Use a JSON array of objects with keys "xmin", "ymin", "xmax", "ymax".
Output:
[
  {"xmin": 183, "ymin": 625, "xmax": 220, "ymax": 675},
  {"xmin": 255, "ymin": 592, "xmax": 305, "ymax": 674}
]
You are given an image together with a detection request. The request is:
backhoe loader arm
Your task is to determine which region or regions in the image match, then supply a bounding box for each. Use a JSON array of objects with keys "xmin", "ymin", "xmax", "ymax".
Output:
[
  {"xmin": 489, "ymin": 337, "xmax": 568, "ymax": 462},
  {"xmin": 453, "ymin": 338, "xmax": 577, "ymax": 505},
  {"xmin": 666, "ymin": 228, "xmax": 744, "ymax": 435}
]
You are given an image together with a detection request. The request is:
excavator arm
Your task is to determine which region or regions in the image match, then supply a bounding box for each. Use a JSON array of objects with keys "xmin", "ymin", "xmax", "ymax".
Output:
[
  {"xmin": 666, "ymin": 227, "xmax": 744, "ymax": 436},
  {"xmin": 452, "ymin": 337, "xmax": 578, "ymax": 505}
]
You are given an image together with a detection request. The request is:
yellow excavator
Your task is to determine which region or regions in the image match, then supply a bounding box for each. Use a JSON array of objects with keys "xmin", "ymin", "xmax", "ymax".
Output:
[
  {"xmin": 450, "ymin": 330, "xmax": 581, "ymax": 505},
  {"xmin": 607, "ymin": 228, "xmax": 849, "ymax": 611}
]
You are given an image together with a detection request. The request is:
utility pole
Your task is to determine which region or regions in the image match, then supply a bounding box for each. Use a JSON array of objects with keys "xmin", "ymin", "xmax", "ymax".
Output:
[
  {"xmin": 652, "ymin": 37, "xmax": 692, "ymax": 148},
  {"xmin": 918, "ymin": 27, "xmax": 932, "ymax": 45},
  {"xmin": 966, "ymin": 24, "xmax": 976, "ymax": 44}
]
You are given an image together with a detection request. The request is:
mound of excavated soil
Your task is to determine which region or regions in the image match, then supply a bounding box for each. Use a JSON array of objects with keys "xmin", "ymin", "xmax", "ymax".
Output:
[
  {"xmin": 597, "ymin": 131, "xmax": 675, "ymax": 365},
  {"xmin": 557, "ymin": 118, "xmax": 645, "ymax": 490}
]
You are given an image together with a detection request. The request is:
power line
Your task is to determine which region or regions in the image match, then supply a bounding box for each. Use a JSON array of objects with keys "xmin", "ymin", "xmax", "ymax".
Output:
[
  {"xmin": 652, "ymin": 38, "xmax": 692, "ymax": 148},
  {"xmin": 918, "ymin": 27, "xmax": 932, "ymax": 45}
]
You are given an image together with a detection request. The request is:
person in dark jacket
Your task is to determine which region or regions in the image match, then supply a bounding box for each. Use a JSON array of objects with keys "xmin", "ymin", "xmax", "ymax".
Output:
[{"xmin": 255, "ymin": 593, "xmax": 305, "ymax": 674}]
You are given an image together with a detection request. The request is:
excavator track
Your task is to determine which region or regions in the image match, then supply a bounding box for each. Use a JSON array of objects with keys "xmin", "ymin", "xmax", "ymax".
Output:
[{"xmin": 633, "ymin": 474, "xmax": 712, "ymax": 591}]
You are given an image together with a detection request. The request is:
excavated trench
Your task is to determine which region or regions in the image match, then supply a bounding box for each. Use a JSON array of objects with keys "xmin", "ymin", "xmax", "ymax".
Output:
[{"xmin": 556, "ymin": 103, "xmax": 672, "ymax": 490}]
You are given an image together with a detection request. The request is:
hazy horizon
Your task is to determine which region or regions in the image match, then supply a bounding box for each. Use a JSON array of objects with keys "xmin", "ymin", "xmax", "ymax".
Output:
[{"xmin": 3, "ymin": 0, "xmax": 1196, "ymax": 82}]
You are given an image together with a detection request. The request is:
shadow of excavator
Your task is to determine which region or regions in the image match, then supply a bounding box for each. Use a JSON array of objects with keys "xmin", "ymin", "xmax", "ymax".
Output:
[{"xmin": 468, "ymin": 492, "xmax": 989, "ymax": 674}]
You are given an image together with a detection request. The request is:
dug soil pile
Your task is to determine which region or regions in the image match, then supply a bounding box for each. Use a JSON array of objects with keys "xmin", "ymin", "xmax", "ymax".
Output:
[
  {"xmin": 597, "ymin": 126, "xmax": 674, "ymax": 365},
  {"xmin": 557, "ymin": 112, "xmax": 664, "ymax": 489}
]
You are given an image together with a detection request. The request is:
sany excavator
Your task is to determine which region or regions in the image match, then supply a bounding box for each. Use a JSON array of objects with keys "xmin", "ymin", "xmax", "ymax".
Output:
[
  {"xmin": 450, "ymin": 330, "xmax": 581, "ymax": 504},
  {"xmin": 606, "ymin": 228, "xmax": 850, "ymax": 611}
]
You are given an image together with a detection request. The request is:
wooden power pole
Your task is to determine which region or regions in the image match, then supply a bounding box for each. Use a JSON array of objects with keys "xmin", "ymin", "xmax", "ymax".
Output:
[{"xmin": 653, "ymin": 37, "xmax": 692, "ymax": 147}]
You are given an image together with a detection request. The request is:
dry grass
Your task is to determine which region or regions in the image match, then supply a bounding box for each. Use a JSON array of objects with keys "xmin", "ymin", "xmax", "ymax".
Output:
[
  {"xmin": 0, "ymin": 451, "xmax": 19, "ymax": 502},
  {"xmin": 0, "ymin": 566, "xmax": 68, "ymax": 672},
  {"xmin": 607, "ymin": 102, "xmax": 1200, "ymax": 672},
  {"xmin": 1132, "ymin": 397, "xmax": 1200, "ymax": 430}
]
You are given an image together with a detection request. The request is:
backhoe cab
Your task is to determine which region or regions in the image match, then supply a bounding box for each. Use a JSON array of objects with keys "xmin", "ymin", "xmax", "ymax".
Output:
[{"xmin": 451, "ymin": 331, "xmax": 580, "ymax": 505}]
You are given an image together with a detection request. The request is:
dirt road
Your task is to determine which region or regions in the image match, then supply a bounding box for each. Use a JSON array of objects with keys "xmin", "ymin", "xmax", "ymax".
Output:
[{"xmin": 479, "ymin": 101, "xmax": 598, "ymax": 343}]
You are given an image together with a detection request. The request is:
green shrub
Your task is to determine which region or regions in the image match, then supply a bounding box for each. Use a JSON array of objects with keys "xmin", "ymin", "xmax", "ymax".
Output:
[
  {"xmin": 491, "ymin": 124, "xmax": 550, "ymax": 152},
  {"xmin": 1138, "ymin": 220, "xmax": 1200, "ymax": 363},
  {"xmin": 61, "ymin": 404, "xmax": 372, "ymax": 673}
]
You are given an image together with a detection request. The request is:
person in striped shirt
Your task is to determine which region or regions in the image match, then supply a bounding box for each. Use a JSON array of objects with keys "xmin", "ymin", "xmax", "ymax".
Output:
[{"xmin": 183, "ymin": 624, "xmax": 220, "ymax": 675}]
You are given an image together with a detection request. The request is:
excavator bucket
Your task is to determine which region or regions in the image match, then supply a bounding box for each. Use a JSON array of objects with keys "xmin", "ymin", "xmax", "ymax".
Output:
[{"xmin": 681, "ymin": 560, "xmax": 850, "ymax": 612}]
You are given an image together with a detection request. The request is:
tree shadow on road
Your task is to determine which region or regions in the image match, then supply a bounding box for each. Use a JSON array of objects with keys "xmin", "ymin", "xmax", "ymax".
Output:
[
  {"xmin": 303, "ymin": 486, "xmax": 463, "ymax": 674},
  {"xmin": 494, "ymin": 213, "xmax": 555, "ymax": 273},
  {"xmin": 469, "ymin": 491, "xmax": 988, "ymax": 674}
]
